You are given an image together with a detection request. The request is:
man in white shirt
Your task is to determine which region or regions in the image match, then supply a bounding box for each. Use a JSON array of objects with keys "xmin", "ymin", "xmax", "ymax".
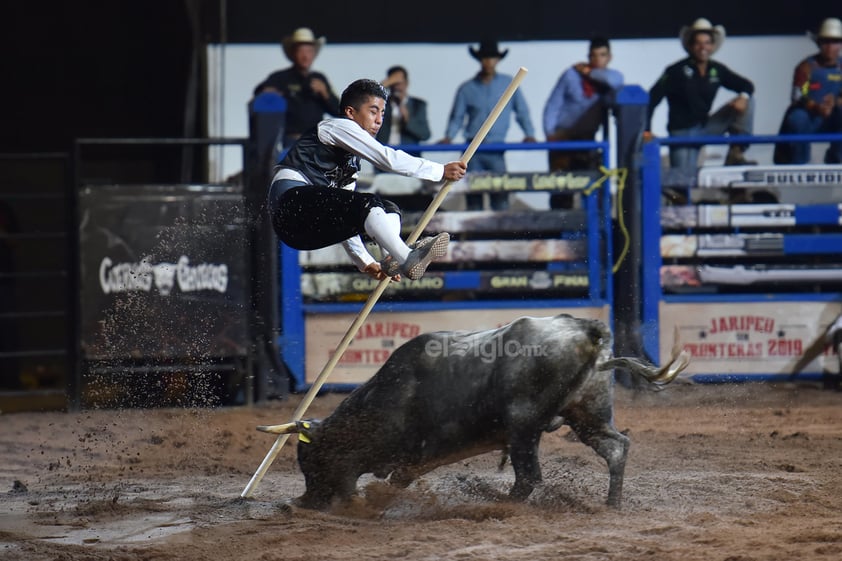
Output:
[{"xmin": 268, "ymin": 79, "xmax": 466, "ymax": 281}]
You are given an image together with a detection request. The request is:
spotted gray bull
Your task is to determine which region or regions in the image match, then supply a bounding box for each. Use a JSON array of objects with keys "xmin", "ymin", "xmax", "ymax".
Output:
[{"xmin": 260, "ymin": 313, "xmax": 689, "ymax": 509}]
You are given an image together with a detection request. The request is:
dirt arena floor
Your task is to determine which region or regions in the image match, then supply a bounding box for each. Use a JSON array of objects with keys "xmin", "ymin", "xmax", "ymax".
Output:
[{"xmin": 2, "ymin": 380, "xmax": 842, "ymax": 561}]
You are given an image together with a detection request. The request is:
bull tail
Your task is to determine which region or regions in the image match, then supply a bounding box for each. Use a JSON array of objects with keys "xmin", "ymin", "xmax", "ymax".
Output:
[
  {"xmin": 599, "ymin": 326, "xmax": 690, "ymax": 386},
  {"xmin": 256, "ymin": 419, "xmax": 321, "ymax": 443}
]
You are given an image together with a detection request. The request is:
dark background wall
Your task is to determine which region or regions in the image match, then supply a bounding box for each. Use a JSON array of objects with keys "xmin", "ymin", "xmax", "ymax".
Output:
[
  {"xmin": 5, "ymin": 2, "xmax": 195, "ymax": 155},
  {"xmin": 3, "ymin": 1, "xmax": 838, "ymax": 155},
  {"xmin": 224, "ymin": 1, "xmax": 834, "ymax": 43}
]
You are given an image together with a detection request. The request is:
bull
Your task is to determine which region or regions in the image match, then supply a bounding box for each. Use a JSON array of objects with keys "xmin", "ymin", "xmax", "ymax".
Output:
[{"xmin": 259, "ymin": 313, "xmax": 689, "ymax": 509}]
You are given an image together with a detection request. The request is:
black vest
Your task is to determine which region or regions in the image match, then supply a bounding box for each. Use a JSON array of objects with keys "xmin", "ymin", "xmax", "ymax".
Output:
[{"xmin": 279, "ymin": 124, "xmax": 361, "ymax": 188}]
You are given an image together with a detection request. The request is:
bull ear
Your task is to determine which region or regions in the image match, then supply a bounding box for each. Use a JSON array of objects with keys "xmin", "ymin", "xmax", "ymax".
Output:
[{"xmin": 298, "ymin": 419, "xmax": 321, "ymax": 443}]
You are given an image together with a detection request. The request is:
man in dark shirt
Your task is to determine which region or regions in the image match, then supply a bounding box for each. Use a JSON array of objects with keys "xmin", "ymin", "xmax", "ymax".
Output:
[
  {"xmin": 646, "ymin": 18, "xmax": 755, "ymax": 176},
  {"xmin": 253, "ymin": 27, "xmax": 341, "ymax": 149}
]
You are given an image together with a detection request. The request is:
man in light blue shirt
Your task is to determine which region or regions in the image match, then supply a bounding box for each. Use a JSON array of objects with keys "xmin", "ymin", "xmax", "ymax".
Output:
[
  {"xmin": 543, "ymin": 37, "xmax": 624, "ymax": 171},
  {"xmin": 542, "ymin": 37, "xmax": 623, "ymax": 208},
  {"xmin": 439, "ymin": 40, "xmax": 537, "ymax": 210}
]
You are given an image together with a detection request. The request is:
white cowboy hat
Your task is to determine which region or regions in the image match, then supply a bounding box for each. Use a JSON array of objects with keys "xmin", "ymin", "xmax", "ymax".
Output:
[
  {"xmin": 281, "ymin": 27, "xmax": 326, "ymax": 61},
  {"xmin": 679, "ymin": 18, "xmax": 726, "ymax": 54},
  {"xmin": 808, "ymin": 18, "xmax": 842, "ymax": 44}
]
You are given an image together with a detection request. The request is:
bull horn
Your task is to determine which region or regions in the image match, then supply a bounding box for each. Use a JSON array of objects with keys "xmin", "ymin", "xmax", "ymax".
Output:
[
  {"xmin": 256, "ymin": 421, "xmax": 300, "ymax": 435},
  {"xmin": 651, "ymin": 326, "xmax": 691, "ymax": 384}
]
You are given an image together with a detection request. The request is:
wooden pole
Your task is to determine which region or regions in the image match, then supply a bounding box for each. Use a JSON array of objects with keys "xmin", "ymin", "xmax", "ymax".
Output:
[{"xmin": 241, "ymin": 67, "xmax": 528, "ymax": 498}]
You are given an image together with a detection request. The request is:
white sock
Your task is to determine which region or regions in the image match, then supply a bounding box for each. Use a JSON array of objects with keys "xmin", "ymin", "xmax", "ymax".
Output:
[{"xmin": 364, "ymin": 207, "xmax": 410, "ymax": 262}]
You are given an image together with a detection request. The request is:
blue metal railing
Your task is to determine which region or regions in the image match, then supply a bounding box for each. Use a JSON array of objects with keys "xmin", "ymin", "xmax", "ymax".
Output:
[
  {"xmin": 656, "ymin": 132, "xmax": 842, "ymax": 146},
  {"xmin": 641, "ymin": 133, "xmax": 842, "ymax": 381}
]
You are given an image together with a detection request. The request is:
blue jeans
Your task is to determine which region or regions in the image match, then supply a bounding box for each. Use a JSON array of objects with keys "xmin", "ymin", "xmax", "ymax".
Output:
[
  {"xmin": 669, "ymin": 97, "xmax": 755, "ymax": 176},
  {"xmin": 466, "ymin": 150, "xmax": 508, "ymax": 210},
  {"xmin": 774, "ymin": 105, "xmax": 842, "ymax": 164}
]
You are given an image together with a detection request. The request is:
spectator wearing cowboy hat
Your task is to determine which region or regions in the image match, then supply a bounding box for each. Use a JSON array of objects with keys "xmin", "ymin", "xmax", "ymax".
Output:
[
  {"xmin": 646, "ymin": 18, "xmax": 756, "ymax": 176},
  {"xmin": 438, "ymin": 39, "xmax": 537, "ymax": 210},
  {"xmin": 253, "ymin": 27, "xmax": 341, "ymax": 149},
  {"xmin": 774, "ymin": 17, "xmax": 842, "ymax": 164}
]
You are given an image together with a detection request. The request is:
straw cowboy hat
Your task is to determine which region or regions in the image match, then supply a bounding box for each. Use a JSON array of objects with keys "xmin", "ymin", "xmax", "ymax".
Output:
[
  {"xmin": 808, "ymin": 18, "xmax": 842, "ymax": 44},
  {"xmin": 282, "ymin": 27, "xmax": 326, "ymax": 61},
  {"xmin": 679, "ymin": 18, "xmax": 726, "ymax": 54},
  {"xmin": 469, "ymin": 39, "xmax": 509, "ymax": 61}
]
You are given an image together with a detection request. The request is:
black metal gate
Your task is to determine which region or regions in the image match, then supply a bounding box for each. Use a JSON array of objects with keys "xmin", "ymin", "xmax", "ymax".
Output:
[{"xmin": 71, "ymin": 138, "xmax": 269, "ymax": 409}]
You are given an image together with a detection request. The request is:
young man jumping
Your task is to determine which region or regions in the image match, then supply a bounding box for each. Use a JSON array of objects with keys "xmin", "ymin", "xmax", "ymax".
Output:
[{"xmin": 268, "ymin": 78, "xmax": 466, "ymax": 281}]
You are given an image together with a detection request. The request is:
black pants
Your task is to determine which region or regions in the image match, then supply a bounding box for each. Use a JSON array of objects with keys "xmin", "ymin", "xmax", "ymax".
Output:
[{"xmin": 268, "ymin": 179, "xmax": 399, "ymax": 251}]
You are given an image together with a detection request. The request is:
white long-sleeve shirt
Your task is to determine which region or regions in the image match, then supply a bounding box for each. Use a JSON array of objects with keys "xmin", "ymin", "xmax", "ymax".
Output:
[{"xmin": 273, "ymin": 117, "xmax": 445, "ymax": 270}]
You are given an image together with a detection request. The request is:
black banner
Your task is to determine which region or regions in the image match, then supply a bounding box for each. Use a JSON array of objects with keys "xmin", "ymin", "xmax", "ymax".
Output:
[{"xmin": 78, "ymin": 185, "xmax": 249, "ymax": 360}]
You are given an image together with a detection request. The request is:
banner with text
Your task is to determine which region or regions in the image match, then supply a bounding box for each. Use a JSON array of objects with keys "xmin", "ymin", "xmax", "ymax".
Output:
[
  {"xmin": 305, "ymin": 306, "xmax": 610, "ymax": 385},
  {"xmin": 660, "ymin": 301, "xmax": 841, "ymax": 376}
]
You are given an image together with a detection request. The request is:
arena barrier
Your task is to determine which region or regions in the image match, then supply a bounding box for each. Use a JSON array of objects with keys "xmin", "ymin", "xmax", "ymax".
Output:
[
  {"xmin": 641, "ymin": 133, "xmax": 842, "ymax": 383},
  {"xmin": 72, "ymin": 138, "xmax": 262, "ymax": 408},
  {"xmin": 276, "ymin": 140, "xmax": 616, "ymax": 392},
  {"xmin": 264, "ymin": 88, "xmax": 842, "ymax": 390}
]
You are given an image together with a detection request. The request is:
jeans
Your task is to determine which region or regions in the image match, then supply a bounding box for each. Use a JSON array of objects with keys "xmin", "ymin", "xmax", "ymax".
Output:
[
  {"xmin": 774, "ymin": 105, "xmax": 842, "ymax": 164},
  {"xmin": 466, "ymin": 150, "xmax": 508, "ymax": 210},
  {"xmin": 669, "ymin": 97, "xmax": 755, "ymax": 176}
]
